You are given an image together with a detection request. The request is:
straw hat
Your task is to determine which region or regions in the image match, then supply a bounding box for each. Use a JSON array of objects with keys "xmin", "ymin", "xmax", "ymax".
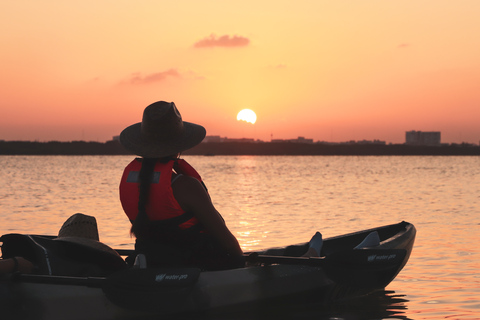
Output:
[
  {"xmin": 55, "ymin": 213, "xmax": 120, "ymax": 257},
  {"xmin": 120, "ymin": 101, "xmax": 206, "ymax": 158}
]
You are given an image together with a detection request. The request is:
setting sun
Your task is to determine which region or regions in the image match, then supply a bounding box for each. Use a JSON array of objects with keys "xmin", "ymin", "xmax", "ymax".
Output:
[{"xmin": 237, "ymin": 109, "xmax": 257, "ymax": 124}]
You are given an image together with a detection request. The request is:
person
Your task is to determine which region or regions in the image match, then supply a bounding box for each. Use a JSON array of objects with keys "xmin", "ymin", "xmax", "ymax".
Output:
[
  {"xmin": 0, "ymin": 256, "xmax": 34, "ymax": 274},
  {"xmin": 119, "ymin": 101, "xmax": 244, "ymax": 270}
]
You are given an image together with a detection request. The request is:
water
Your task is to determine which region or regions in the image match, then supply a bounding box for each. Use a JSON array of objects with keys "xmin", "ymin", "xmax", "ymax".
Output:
[{"xmin": 1, "ymin": 155, "xmax": 479, "ymax": 319}]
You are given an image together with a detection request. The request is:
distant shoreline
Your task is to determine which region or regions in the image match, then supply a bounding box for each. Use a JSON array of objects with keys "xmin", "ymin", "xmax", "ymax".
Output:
[{"xmin": 1, "ymin": 140, "xmax": 479, "ymax": 156}]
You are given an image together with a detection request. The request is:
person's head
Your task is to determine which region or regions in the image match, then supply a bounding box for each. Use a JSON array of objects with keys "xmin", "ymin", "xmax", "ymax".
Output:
[{"xmin": 120, "ymin": 101, "xmax": 206, "ymax": 158}]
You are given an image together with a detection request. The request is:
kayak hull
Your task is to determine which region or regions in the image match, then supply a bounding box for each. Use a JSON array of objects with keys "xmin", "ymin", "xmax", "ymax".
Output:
[{"xmin": 1, "ymin": 221, "xmax": 416, "ymax": 320}]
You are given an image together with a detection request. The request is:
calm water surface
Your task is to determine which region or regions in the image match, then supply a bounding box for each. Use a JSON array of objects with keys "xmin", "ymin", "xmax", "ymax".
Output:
[{"xmin": 1, "ymin": 155, "xmax": 479, "ymax": 319}]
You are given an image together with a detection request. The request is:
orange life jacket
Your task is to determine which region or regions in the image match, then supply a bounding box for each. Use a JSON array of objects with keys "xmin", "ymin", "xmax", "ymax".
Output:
[{"xmin": 119, "ymin": 158, "xmax": 204, "ymax": 231}]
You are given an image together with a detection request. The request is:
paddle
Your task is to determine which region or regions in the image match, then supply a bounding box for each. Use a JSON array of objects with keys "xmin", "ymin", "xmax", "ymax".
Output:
[
  {"xmin": 245, "ymin": 249, "xmax": 406, "ymax": 267},
  {"xmin": 116, "ymin": 248, "xmax": 407, "ymax": 275},
  {"xmin": 246, "ymin": 249, "xmax": 408, "ymax": 289},
  {"xmin": 115, "ymin": 248, "xmax": 407, "ymax": 268}
]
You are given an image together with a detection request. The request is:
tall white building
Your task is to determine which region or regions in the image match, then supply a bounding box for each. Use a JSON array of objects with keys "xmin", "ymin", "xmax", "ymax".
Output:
[{"xmin": 405, "ymin": 131, "xmax": 441, "ymax": 146}]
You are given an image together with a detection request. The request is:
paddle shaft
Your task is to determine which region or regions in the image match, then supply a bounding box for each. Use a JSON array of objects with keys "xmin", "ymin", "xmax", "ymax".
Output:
[
  {"xmin": 245, "ymin": 253, "xmax": 326, "ymax": 266},
  {"xmin": 245, "ymin": 249, "xmax": 407, "ymax": 267},
  {"xmin": 117, "ymin": 248, "xmax": 406, "ymax": 267}
]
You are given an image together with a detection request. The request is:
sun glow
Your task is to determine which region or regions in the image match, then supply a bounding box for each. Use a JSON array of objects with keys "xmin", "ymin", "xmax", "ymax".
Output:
[{"xmin": 237, "ymin": 109, "xmax": 257, "ymax": 124}]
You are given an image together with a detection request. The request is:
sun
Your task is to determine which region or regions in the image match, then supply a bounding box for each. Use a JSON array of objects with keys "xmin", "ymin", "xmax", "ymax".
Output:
[{"xmin": 237, "ymin": 109, "xmax": 257, "ymax": 124}]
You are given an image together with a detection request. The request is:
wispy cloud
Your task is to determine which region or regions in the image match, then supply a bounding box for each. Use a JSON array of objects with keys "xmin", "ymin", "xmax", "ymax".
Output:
[
  {"xmin": 124, "ymin": 69, "xmax": 180, "ymax": 85},
  {"xmin": 398, "ymin": 43, "xmax": 410, "ymax": 48},
  {"xmin": 194, "ymin": 34, "xmax": 250, "ymax": 48},
  {"xmin": 120, "ymin": 69, "xmax": 206, "ymax": 86}
]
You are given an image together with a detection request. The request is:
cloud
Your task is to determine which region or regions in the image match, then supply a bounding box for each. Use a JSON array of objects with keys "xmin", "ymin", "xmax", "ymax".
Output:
[
  {"xmin": 125, "ymin": 69, "xmax": 180, "ymax": 85},
  {"xmin": 194, "ymin": 34, "xmax": 250, "ymax": 48},
  {"xmin": 120, "ymin": 69, "xmax": 206, "ymax": 86},
  {"xmin": 398, "ymin": 43, "xmax": 410, "ymax": 48}
]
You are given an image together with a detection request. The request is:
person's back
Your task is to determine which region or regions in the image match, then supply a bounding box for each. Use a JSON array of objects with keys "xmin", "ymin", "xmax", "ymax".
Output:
[{"xmin": 170, "ymin": 171, "xmax": 244, "ymax": 269}]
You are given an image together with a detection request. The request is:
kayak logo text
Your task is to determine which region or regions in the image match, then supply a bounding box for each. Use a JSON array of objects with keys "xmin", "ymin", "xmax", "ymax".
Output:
[
  {"xmin": 155, "ymin": 273, "xmax": 189, "ymax": 282},
  {"xmin": 367, "ymin": 254, "xmax": 397, "ymax": 262}
]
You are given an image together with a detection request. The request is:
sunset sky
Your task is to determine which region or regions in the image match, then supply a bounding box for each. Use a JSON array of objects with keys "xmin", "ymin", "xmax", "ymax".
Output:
[{"xmin": 1, "ymin": 1, "xmax": 479, "ymax": 144}]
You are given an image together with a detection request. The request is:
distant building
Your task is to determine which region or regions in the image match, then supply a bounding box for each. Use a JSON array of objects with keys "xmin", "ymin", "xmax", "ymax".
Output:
[
  {"xmin": 293, "ymin": 136, "xmax": 314, "ymax": 144},
  {"xmin": 203, "ymin": 135, "xmax": 224, "ymax": 143},
  {"xmin": 272, "ymin": 136, "xmax": 314, "ymax": 144},
  {"xmin": 405, "ymin": 131, "xmax": 441, "ymax": 146},
  {"xmin": 347, "ymin": 139, "xmax": 386, "ymax": 145},
  {"xmin": 202, "ymin": 136, "xmax": 261, "ymax": 143},
  {"xmin": 224, "ymin": 138, "xmax": 256, "ymax": 143}
]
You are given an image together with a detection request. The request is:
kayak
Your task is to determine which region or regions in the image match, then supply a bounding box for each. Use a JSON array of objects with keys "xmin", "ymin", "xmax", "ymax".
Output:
[{"xmin": 0, "ymin": 221, "xmax": 415, "ymax": 320}]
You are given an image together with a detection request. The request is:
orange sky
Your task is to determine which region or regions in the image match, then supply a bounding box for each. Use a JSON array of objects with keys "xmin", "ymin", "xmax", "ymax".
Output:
[{"xmin": 1, "ymin": 1, "xmax": 479, "ymax": 144}]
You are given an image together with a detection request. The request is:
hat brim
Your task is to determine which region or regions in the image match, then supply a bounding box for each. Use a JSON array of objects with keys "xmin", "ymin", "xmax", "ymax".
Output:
[{"xmin": 120, "ymin": 121, "xmax": 206, "ymax": 158}]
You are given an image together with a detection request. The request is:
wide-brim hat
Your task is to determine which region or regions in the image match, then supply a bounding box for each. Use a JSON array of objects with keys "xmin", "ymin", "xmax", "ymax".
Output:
[
  {"xmin": 54, "ymin": 213, "xmax": 121, "ymax": 258},
  {"xmin": 120, "ymin": 101, "xmax": 206, "ymax": 158}
]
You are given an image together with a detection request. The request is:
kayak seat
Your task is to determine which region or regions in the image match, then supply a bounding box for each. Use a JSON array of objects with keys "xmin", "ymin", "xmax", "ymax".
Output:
[
  {"xmin": 133, "ymin": 254, "xmax": 147, "ymax": 269},
  {"xmin": 354, "ymin": 231, "xmax": 381, "ymax": 249},
  {"xmin": 0, "ymin": 234, "xmax": 127, "ymax": 276}
]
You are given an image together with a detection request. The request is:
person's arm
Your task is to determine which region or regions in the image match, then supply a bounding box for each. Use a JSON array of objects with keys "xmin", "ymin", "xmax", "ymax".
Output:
[
  {"xmin": 0, "ymin": 257, "xmax": 34, "ymax": 274},
  {"xmin": 172, "ymin": 176, "xmax": 243, "ymax": 256}
]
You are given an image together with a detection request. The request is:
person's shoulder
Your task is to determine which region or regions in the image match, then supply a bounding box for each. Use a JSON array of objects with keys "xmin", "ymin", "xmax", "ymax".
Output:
[
  {"xmin": 172, "ymin": 175, "xmax": 204, "ymax": 191},
  {"xmin": 172, "ymin": 175, "xmax": 209, "ymax": 210}
]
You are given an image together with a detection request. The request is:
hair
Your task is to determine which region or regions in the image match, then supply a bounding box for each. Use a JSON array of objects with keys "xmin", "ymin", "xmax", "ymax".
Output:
[{"xmin": 130, "ymin": 155, "xmax": 180, "ymax": 238}]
